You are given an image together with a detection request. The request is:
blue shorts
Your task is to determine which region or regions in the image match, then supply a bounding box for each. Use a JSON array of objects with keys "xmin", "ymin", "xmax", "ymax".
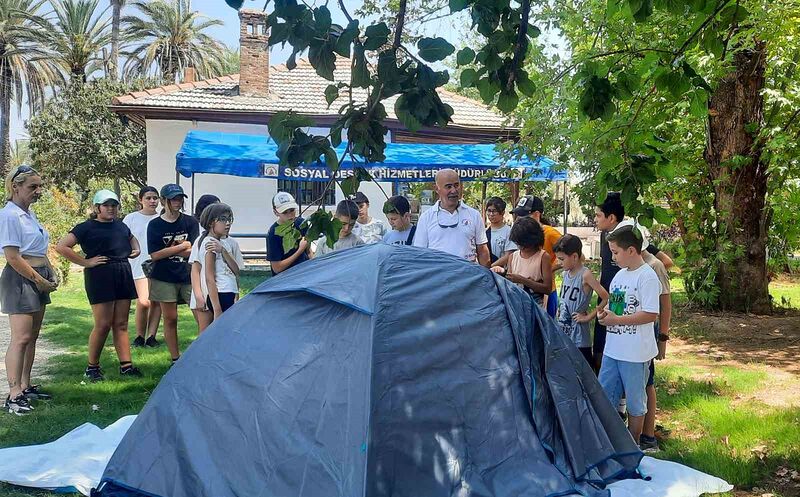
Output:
[
  {"xmin": 599, "ymin": 356, "xmax": 650, "ymax": 417},
  {"xmin": 547, "ymin": 290, "xmax": 558, "ymax": 318}
]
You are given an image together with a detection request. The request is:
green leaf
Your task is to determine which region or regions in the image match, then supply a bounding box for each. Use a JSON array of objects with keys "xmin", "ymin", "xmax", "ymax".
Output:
[
  {"xmin": 268, "ymin": 111, "xmax": 314, "ymax": 145},
  {"xmin": 275, "ymin": 220, "xmax": 301, "ymax": 253},
  {"xmin": 653, "ymin": 206, "xmax": 672, "ymax": 225},
  {"xmin": 334, "ymin": 20, "xmax": 359, "ymax": 57},
  {"xmin": 449, "ymin": 0, "xmax": 469, "ymax": 13},
  {"xmin": 325, "ymin": 84, "xmax": 339, "ymax": 107},
  {"xmin": 476, "ymin": 77, "xmax": 500, "ymax": 103},
  {"xmin": 352, "ymin": 43, "xmax": 371, "ymax": 88},
  {"xmin": 654, "ymin": 0, "xmax": 686, "ymax": 14},
  {"xmin": 528, "ymin": 24, "xmax": 541, "ymax": 38},
  {"xmin": 621, "ymin": 183, "xmax": 637, "ymax": 205},
  {"xmin": 417, "ymin": 37, "xmax": 456, "ymax": 62},
  {"xmin": 313, "ymin": 6, "xmax": 331, "ymax": 33},
  {"xmin": 689, "ymin": 90, "xmax": 708, "ymax": 118},
  {"xmin": 324, "ymin": 147, "xmax": 339, "ymax": 171},
  {"xmin": 615, "ymin": 70, "xmax": 641, "ymax": 100},
  {"xmin": 460, "ymin": 68, "xmax": 478, "ymax": 87},
  {"xmin": 457, "ymin": 47, "xmax": 475, "ymax": 66},
  {"xmin": 579, "ymin": 76, "xmax": 616, "ymax": 120},
  {"xmin": 341, "ymin": 167, "xmax": 372, "ymax": 197},
  {"xmin": 363, "ymin": 23, "xmax": 390, "ymax": 50},
  {"xmin": 287, "ymin": 50, "xmax": 298, "ymax": 70},
  {"xmin": 516, "ymin": 71, "xmax": 536, "ymax": 97},
  {"xmin": 631, "ymin": 0, "xmax": 654, "ymax": 21},
  {"xmin": 224, "ymin": 0, "xmax": 243, "ymax": 9},
  {"xmin": 309, "ymin": 42, "xmax": 336, "ymax": 81},
  {"xmin": 701, "ymin": 32, "xmax": 724, "ymax": 58},
  {"xmin": 496, "ymin": 89, "xmax": 519, "ymax": 113},
  {"xmin": 720, "ymin": 4, "xmax": 749, "ymax": 24},
  {"xmin": 395, "ymin": 94, "xmax": 423, "ymax": 132}
]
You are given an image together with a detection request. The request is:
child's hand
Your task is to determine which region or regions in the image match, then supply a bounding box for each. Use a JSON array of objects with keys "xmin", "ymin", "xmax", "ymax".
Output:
[
  {"xmin": 598, "ymin": 311, "xmax": 618, "ymax": 326},
  {"xmin": 572, "ymin": 312, "xmax": 591, "ymax": 323},
  {"xmin": 506, "ymin": 273, "xmax": 525, "ymax": 284},
  {"xmin": 205, "ymin": 239, "xmax": 222, "ymax": 253},
  {"xmin": 490, "ymin": 266, "xmax": 506, "ymax": 274}
]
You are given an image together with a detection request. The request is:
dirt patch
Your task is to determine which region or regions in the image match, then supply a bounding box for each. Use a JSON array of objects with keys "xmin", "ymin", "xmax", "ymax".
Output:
[{"xmin": 674, "ymin": 308, "xmax": 800, "ymax": 377}]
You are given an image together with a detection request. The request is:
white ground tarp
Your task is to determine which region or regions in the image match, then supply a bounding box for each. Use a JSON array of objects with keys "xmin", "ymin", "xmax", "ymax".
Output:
[{"xmin": 0, "ymin": 416, "xmax": 733, "ymax": 497}]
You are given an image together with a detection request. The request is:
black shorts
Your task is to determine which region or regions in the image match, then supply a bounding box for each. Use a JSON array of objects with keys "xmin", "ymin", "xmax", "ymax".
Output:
[
  {"xmin": 206, "ymin": 292, "xmax": 236, "ymax": 313},
  {"xmin": 85, "ymin": 261, "xmax": 138, "ymax": 305}
]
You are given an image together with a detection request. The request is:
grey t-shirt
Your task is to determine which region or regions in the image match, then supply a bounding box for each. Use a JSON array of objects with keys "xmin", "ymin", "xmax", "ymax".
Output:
[
  {"xmin": 353, "ymin": 218, "xmax": 388, "ymax": 244},
  {"xmin": 383, "ymin": 227, "xmax": 415, "ymax": 245},
  {"xmin": 489, "ymin": 225, "xmax": 517, "ymax": 260},
  {"xmin": 557, "ymin": 267, "xmax": 594, "ymax": 348},
  {"xmin": 316, "ymin": 233, "xmax": 364, "ymax": 256}
]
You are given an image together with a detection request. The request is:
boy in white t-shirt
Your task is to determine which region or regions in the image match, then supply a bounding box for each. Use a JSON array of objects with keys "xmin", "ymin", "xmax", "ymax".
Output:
[
  {"xmin": 597, "ymin": 224, "xmax": 661, "ymax": 446},
  {"xmin": 315, "ymin": 200, "xmax": 364, "ymax": 256},
  {"xmin": 350, "ymin": 192, "xmax": 388, "ymax": 244},
  {"xmin": 382, "ymin": 195, "xmax": 416, "ymax": 245},
  {"xmin": 189, "ymin": 203, "xmax": 244, "ymax": 332}
]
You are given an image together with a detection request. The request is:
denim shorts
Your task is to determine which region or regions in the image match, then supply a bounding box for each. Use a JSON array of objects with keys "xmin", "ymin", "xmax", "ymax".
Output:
[{"xmin": 599, "ymin": 355, "xmax": 650, "ymax": 417}]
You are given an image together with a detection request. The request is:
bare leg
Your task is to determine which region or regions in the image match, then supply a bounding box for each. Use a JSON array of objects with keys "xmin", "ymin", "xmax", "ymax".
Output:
[
  {"xmin": 133, "ymin": 278, "xmax": 150, "ymax": 339},
  {"xmin": 111, "ymin": 300, "xmax": 133, "ymax": 364},
  {"xmin": 20, "ymin": 308, "xmax": 46, "ymax": 390},
  {"xmin": 628, "ymin": 415, "xmax": 645, "ymax": 443},
  {"xmin": 88, "ymin": 303, "xmax": 114, "ymax": 366},
  {"xmin": 160, "ymin": 302, "xmax": 180, "ymax": 360},
  {"xmin": 193, "ymin": 308, "xmax": 213, "ymax": 334},
  {"xmin": 643, "ymin": 384, "xmax": 657, "ymax": 438},
  {"xmin": 6, "ymin": 314, "xmax": 35, "ymax": 399}
]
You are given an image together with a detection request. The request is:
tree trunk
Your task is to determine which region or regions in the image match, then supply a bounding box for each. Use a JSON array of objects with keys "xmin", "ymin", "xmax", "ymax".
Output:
[
  {"xmin": 705, "ymin": 40, "xmax": 771, "ymax": 314},
  {"xmin": 0, "ymin": 66, "xmax": 11, "ymax": 173},
  {"xmin": 110, "ymin": 0, "xmax": 123, "ymax": 81}
]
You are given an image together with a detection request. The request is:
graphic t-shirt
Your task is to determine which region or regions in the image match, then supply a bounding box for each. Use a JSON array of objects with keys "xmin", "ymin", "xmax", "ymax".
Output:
[
  {"xmin": 70, "ymin": 219, "xmax": 133, "ymax": 260},
  {"xmin": 267, "ymin": 217, "xmax": 308, "ymax": 276},
  {"xmin": 316, "ymin": 233, "xmax": 364, "ymax": 256},
  {"xmin": 488, "ymin": 225, "xmax": 517, "ymax": 260},
  {"xmin": 383, "ymin": 226, "xmax": 415, "ymax": 245},
  {"xmin": 123, "ymin": 211, "xmax": 159, "ymax": 279},
  {"xmin": 557, "ymin": 267, "xmax": 593, "ymax": 348},
  {"xmin": 147, "ymin": 214, "xmax": 199, "ymax": 284},
  {"xmin": 604, "ymin": 263, "xmax": 661, "ymax": 362},
  {"xmin": 353, "ymin": 217, "xmax": 389, "ymax": 244}
]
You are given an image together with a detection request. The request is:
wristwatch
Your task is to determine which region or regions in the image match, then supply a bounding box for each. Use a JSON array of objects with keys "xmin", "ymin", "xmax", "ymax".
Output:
[{"xmin": 657, "ymin": 334, "xmax": 670, "ymax": 342}]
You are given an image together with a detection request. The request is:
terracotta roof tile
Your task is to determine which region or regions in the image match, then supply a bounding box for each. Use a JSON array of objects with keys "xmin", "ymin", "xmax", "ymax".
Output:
[{"xmin": 113, "ymin": 58, "xmax": 515, "ymax": 129}]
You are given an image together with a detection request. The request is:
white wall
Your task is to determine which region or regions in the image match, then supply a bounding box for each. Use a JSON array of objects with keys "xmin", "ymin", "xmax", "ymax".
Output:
[{"xmin": 145, "ymin": 119, "xmax": 393, "ymax": 252}]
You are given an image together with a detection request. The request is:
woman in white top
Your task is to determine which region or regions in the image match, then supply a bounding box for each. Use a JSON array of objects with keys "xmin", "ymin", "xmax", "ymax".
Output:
[
  {"xmin": 0, "ymin": 165, "xmax": 58, "ymax": 415},
  {"xmin": 189, "ymin": 203, "xmax": 244, "ymax": 333},
  {"xmin": 122, "ymin": 186, "xmax": 162, "ymax": 348}
]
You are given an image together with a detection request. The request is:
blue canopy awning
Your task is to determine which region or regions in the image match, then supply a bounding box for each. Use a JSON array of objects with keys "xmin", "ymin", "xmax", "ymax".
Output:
[{"xmin": 176, "ymin": 130, "xmax": 566, "ymax": 183}]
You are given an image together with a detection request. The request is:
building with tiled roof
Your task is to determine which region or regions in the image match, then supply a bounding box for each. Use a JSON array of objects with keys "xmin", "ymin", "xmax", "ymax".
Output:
[{"xmin": 111, "ymin": 9, "xmax": 519, "ymax": 250}]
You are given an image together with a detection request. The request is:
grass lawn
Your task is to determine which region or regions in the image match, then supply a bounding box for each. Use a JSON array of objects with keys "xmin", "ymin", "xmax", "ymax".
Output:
[{"xmin": 1, "ymin": 270, "xmax": 799, "ymax": 496}]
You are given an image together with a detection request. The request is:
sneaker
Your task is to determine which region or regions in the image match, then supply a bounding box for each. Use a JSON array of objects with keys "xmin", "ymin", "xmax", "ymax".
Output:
[
  {"xmin": 144, "ymin": 336, "xmax": 160, "ymax": 348},
  {"xmin": 655, "ymin": 425, "xmax": 672, "ymax": 437},
  {"xmin": 132, "ymin": 336, "xmax": 145, "ymax": 347},
  {"xmin": 5, "ymin": 394, "xmax": 34, "ymax": 415},
  {"xmin": 85, "ymin": 365, "xmax": 104, "ymax": 382},
  {"xmin": 639, "ymin": 435, "xmax": 660, "ymax": 453},
  {"xmin": 618, "ymin": 410, "xmax": 628, "ymax": 422},
  {"xmin": 22, "ymin": 384, "xmax": 52, "ymax": 401},
  {"xmin": 119, "ymin": 365, "xmax": 143, "ymax": 377}
]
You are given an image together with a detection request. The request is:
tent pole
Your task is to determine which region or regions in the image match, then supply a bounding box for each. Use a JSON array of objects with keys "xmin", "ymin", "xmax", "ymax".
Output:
[{"xmin": 191, "ymin": 174, "xmax": 196, "ymax": 213}]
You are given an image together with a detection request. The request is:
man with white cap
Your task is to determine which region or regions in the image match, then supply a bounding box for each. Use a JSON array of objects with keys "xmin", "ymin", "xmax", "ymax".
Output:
[
  {"xmin": 413, "ymin": 169, "xmax": 491, "ymax": 267},
  {"xmin": 267, "ymin": 192, "xmax": 309, "ymax": 275}
]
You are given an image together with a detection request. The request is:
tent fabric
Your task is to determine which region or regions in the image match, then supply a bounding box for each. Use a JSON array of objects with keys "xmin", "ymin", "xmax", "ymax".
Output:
[
  {"xmin": 95, "ymin": 244, "xmax": 640, "ymax": 497},
  {"xmin": 175, "ymin": 130, "xmax": 566, "ymax": 183}
]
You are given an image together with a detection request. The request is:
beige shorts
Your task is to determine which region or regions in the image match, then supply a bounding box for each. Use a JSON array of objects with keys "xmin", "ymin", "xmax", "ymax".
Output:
[{"xmin": 149, "ymin": 278, "xmax": 191, "ymax": 305}]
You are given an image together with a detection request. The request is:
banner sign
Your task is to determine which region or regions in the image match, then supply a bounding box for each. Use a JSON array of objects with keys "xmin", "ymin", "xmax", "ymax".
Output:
[{"xmin": 264, "ymin": 164, "xmax": 543, "ymax": 183}]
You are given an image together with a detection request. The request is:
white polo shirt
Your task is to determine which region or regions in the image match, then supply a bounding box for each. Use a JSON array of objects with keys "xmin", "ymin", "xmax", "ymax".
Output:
[
  {"xmin": 413, "ymin": 201, "xmax": 488, "ymax": 262},
  {"xmin": 0, "ymin": 201, "xmax": 49, "ymax": 257}
]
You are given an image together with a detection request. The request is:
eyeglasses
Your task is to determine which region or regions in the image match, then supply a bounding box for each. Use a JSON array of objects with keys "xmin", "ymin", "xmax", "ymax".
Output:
[
  {"xmin": 436, "ymin": 206, "xmax": 460, "ymax": 229},
  {"xmin": 11, "ymin": 165, "xmax": 34, "ymax": 181},
  {"xmin": 217, "ymin": 216, "xmax": 234, "ymax": 224},
  {"xmin": 486, "ymin": 209, "xmax": 500, "ymax": 215}
]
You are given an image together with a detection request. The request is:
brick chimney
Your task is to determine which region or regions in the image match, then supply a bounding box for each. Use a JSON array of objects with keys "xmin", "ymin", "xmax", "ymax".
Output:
[
  {"xmin": 184, "ymin": 66, "xmax": 196, "ymax": 83},
  {"xmin": 239, "ymin": 9, "xmax": 269, "ymax": 96}
]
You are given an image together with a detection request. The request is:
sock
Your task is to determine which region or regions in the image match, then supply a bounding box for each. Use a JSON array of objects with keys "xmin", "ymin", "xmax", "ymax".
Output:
[{"xmin": 617, "ymin": 398, "xmax": 627, "ymax": 414}]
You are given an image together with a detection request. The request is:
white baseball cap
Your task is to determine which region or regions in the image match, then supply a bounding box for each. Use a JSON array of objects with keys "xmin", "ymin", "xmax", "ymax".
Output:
[{"xmin": 272, "ymin": 192, "xmax": 299, "ymax": 213}]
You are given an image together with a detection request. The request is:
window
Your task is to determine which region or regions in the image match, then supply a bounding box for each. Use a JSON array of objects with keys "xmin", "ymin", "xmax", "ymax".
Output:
[{"xmin": 277, "ymin": 180, "xmax": 335, "ymax": 207}]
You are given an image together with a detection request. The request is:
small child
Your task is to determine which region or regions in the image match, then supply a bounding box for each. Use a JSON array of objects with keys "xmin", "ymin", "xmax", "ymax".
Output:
[
  {"xmin": 189, "ymin": 203, "xmax": 244, "ymax": 332},
  {"xmin": 491, "ymin": 217, "xmax": 552, "ymax": 307},
  {"xmin": 350, "ymin": 192, "xmax": 389, "ymax": 244},
  {"xmin": 316, "ymin": 200, "xmax": 365, "ymax": 256},
  {"xmin": 485, "ymin": 196, "xmax": 517, "ymax": 263},
  {"xmin": 553, "ymin": 234, "xmax": 608, "ymax": 366},
  {"xmin": 597, "ymin": 225, "xmax": 661, "ymax": 446},
  {"xmin": 382, "ymin": 195, "xmax": 416, "ymax": 245}
]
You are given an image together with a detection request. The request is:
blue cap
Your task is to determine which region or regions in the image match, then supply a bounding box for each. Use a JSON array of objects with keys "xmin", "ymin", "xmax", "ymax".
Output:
[{"xmin": 160, "ymin": 184, "xmax": 187, "ymax": 200}]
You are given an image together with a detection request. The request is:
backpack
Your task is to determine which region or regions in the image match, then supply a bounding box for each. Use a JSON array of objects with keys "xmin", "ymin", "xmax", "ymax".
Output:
[{"xmin": 405, "ymin": 225, "xmax": 417, "ymax": 245}]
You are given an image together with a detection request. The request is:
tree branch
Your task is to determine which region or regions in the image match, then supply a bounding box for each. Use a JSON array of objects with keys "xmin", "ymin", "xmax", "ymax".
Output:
[
  {"xmin": 671, "ymin": 0, "xmax": 733, "ymax": 64},
  {"xmin": 507, "ymin": 0, "xmax": 532, "ymax": 91},
  {"xmin": 338, "ymin": 0, "xmax": 353, "ymax": 23},
  {"xmin": 393, "ymin": 0, "xmax": 408, "ymax": 49}
]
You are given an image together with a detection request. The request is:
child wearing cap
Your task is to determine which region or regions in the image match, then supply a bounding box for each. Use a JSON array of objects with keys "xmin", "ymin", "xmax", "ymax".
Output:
[
  {"xmin": 350, "ymin": 192, "xmax": 389, "ymax": 244},
  {"xmin": 146, "ymin": 184, "xmax": 199, "ymax": 364},
  {"xmin": 382, "ymin": 195, "xmax": 416, "ymax": 245},
  {"xmin": 315, "ymin": 200, "xmax": 364, "ymax": 256},
  {"xmin": 56, "ymin": 189, "xmax": 143, "ymax": 381},
  {"xmin": 267, "ymin": 192, "xmax": 309, "ymax": 275}
]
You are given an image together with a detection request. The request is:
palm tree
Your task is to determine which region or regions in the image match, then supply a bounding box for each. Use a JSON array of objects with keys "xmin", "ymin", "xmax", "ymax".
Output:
[
  {"xmin": 0, "ymin": 0, "xmax": 62, "ymax": 171},
  {"xmin": 122, "ymin": 0, "xmax": 225, "ymax": 83},
  {"xmin": 47, "ymin": 0, "xmax": 111, "ymax": 82},
  {"xmin": 215, "ymin": 45, "xmax": 239, "ymax": 76},
  {"xmin": 109, "ymin": 0, "xmax": 123, "ymax": 79}
]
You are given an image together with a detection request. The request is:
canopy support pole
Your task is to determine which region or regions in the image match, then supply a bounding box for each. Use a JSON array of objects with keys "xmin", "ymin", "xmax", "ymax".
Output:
[
  {"xmin": 191, "ymin": 174, "xmax": 196, "ymax": 213},
  {"xmin": 480, "ymin": 181, "xmax": 487, "ymax": 216},
  {"xmin": 563, "ymin": 181, "xmax": 568, "ymax": 234}
]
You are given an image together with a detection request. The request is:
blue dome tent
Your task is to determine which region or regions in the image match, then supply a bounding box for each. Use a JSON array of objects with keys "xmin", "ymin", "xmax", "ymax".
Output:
[{"xmin": 95, "ymin": 244, "xmax": 641, "ymax": 497}]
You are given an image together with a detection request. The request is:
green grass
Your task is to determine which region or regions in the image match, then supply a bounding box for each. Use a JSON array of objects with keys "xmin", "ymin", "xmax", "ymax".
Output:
[{"xmin": 1, "ymin": 271, "xmax": 799, "ymax": 496}]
